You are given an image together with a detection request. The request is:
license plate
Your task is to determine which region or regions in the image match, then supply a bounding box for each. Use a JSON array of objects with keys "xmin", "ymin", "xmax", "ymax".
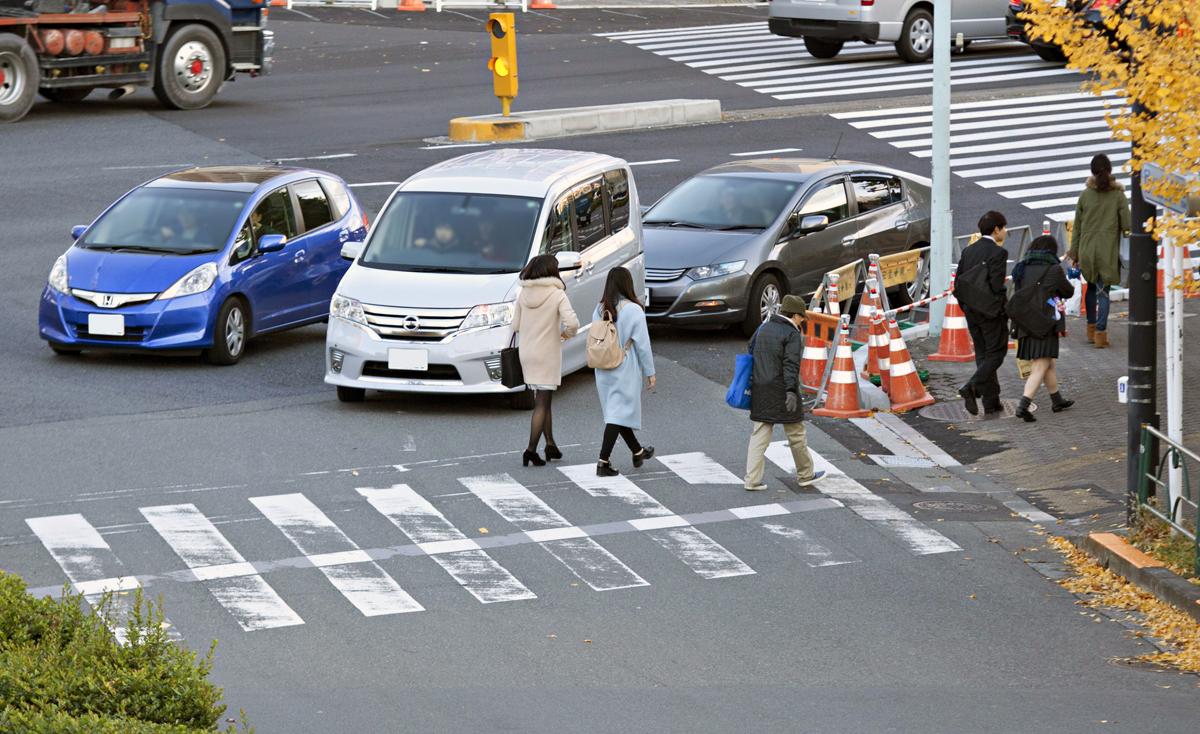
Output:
[
  {"xmin": 87, "ymin": 313, "xmax": 125, "ymax": 336},
  {"xmin": 388, "ymin": 348, "xmax": 428, "ymax": 371}
]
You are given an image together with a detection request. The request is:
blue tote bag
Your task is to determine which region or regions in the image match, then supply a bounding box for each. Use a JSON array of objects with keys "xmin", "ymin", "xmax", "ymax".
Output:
[{"xmin": 725, "ymin": 352, "xmax": 753, "ymax": 410}]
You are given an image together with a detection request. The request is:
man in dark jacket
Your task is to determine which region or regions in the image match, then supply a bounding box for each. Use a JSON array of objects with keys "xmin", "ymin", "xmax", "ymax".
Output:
[
  {"xmin": 744, "ymin": 295, "xmax": 827, "ymax": 491},
  {"xmin": 954, "ymin": 210, "xmax": 1011, "ymax": 415}
]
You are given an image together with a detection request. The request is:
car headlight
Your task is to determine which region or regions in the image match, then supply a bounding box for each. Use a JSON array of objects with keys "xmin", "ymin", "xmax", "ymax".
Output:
[
  {"xmin": 158, "ymin": 263, "xmax": 218, "ymax": 300},
  {"xmin": 330, "ymin": 294, "xmax": 368, "ymax": 326},
  {"xmin": 460, "ymin": 302, "xmax": 514, "ymax": 331},
  {"xmin": 48, "ymin": 254, "xmax": 69, "ymax": 294},
  {"xmin": 688, "ymin": 260, "xmax": 747, "ymax": 281}
]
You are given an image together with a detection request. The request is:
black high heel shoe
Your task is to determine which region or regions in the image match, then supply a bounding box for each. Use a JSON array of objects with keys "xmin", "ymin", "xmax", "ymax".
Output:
[
  {"xmin": 632, "ymin": 446, "xmax": 655, "ymax": 468},
  {"xmin": 544, "ymin": 445, "xmax": 563, "ymax": 461},
  {"xmin": 523, "ymin": 450, "xmax": 546, "ymax": 467}
]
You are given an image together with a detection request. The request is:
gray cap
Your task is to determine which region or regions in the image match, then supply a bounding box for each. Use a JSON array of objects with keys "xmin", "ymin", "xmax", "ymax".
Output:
[{"xmin": 779, "ymin": 294, "xmax": 806, "ymax": 317}]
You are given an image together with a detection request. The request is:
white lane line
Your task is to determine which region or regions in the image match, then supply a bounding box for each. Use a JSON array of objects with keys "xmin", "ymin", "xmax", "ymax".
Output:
[
  {"xmin": 26, "ymin": 514, "xmax": 166, "ymax": 643},
  {"xmin": 845, "ymin": 98, "xmax": 1121, "ymax": 130},
  {"xmin": 913, "ymin": 130, "xmax": 1120, "ymax": 158},
  {"xmin": 348, "ymin": 181, "xmax": 401, "ymax": 188},
  {"xmin": 747, "ymin": 56, "xmax": 1049, "ymax": 92},
  {"xmin": 773, "ymin": 67, "xmax": 1075, "ymax": 100},
  {"xmin": 635, "ymin": 29, "xmax": 774, "ymax": 51},
  {"xmin": 658, "ymin": 452, "xmax": 742, "ymax": 485},
  {"xmin": 961, "ymin": 152, "xmax": 1130, "ymax": 179},
  {"xmin": 830, "ymin": 89, "xmax": 1122, "ymax": 119},
  {"xmin": 594, "ymin": 21, "xmax": 763, "ymax": 39},
  {"xmin": 894, "ymin": 118, "xmax": 1110, "ymax": 149},
  {"xmin": 249, "ymin": 493, "xmax": 423, "ymax": 617},
  {"xmin": 558, "ymin": 464, "xmax": 755, "ymax": 580},
  {"xmin": 273, "ymin": 153, "xmax": 357, "ymax": 162},
  {"xmin": 418, "ymin": 143, "xmax": 491, "ymax": 150},
  {"xmin": 760, "ymin": 522, "xmax": 859, "ymax": 568},
  {"xmin": 359, "ymin": 485, "xmax": 535, "ymax": 604},
  {"xmin": 871, "ymin": 413, "xmax": 961, "ymax": 468},
  {"xmin": 873, "ymin": 109, "xmax": 1109, "ymax": 140},
  {"xmin": 629, "ymin": 159, "xmax": 680, "ymax": 166},
  {"xmin": 731, "ymin": 148, "xmax": 802, "ymax": 157},
  {"xmin": 460, "ymin": 474, "xmax": 649, "ymax": 591},
  {"xmin": 765, "ymin": 443, "xmax": 961, "ymax": 555},
  {"xmin": 140, "ymin": 504, "xmax": 303, "ymax": 631},
  {"xmin": 1004, "ymin": 176, "xmax": 1131, "ymax": 200},
  {"xmin": 951, "ymin": 141, "xmax": 1129, "ymax": 169}
]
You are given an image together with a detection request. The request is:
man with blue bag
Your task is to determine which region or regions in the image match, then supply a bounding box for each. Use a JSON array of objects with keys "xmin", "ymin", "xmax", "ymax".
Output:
[{"xmin": 737, "ymin": 295, "xmax": 825, "ymax": 492}]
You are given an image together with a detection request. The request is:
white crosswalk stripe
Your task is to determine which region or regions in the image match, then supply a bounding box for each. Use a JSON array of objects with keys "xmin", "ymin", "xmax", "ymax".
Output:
[
  {"xmin": 249, "ymin": 493, "xmax": 424, "ymax": 617},
  {"xmin": 759, "ymin": 522, "xmax": 859, "ymax": 568},
  {"xmin": 358, "ymin": 484, "xmax": 537, "ymax": 604},
  {"xmin": 596, "ymin": 22, "xmax": 1078, "ymax": 103},
  {"xmin": 140, "ymin": 504, "xmax": 304, "ymax": 631},
  {"xmin": 459, "ymin": 473, "xmax": 651, "ymax": 591},
  {"xmin": 832, "ymin": 90, "xmax": 1131, "ymax": 221},
  {"xmin": 657, "ymin": 452, "xmax": 743, "ymax": 485}
]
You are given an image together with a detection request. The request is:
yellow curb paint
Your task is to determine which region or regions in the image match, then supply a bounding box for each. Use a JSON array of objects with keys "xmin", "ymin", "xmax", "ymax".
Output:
[
  {"xmin": 448, "ymin": 117, "xmax": 528, "ymax": 143},
  {"xmin": 1089, "ymin": 532, "xmax": 1166, "ymax": 570}
]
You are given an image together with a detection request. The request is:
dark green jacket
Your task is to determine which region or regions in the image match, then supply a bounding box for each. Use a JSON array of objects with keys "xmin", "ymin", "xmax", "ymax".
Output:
[
  {"xmin": 1069, "ymin": 178, "xmax": 1130, "ymax": 286},
  {"xmin": 749, "ymin": 314, "xmax": 802, "ymax": 424}
]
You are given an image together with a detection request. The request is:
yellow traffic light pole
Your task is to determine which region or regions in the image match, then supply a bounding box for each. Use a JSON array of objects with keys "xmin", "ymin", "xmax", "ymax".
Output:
[{"xmin": 487, "ymin": 13, "xmax": 518, "ymax": 117}]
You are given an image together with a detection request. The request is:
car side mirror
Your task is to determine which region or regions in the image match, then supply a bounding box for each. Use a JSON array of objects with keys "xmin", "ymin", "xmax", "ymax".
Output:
[
  {"xmin": 799, "ymin": 214, "xmax": 830, "ymax": 234},
  {"xmin": 71, "ymin": 225, "xmax": 87, "ymax": 241},
  {"xmin": 341, "ymin": 241, "xmax": 364, "ymax": 261},
  {"xmin": 555, "ymin": 250, "xmax": 582, "ymax": 272},
  {"xmin": 258, "ymin": 234, "xmax": 287, "ymax": 254}
]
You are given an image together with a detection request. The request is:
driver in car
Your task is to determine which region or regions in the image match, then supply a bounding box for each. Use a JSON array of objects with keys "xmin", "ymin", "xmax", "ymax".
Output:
[{"xmin": 160, "ymin": 208, "xmax": 204, "ymax": 245}]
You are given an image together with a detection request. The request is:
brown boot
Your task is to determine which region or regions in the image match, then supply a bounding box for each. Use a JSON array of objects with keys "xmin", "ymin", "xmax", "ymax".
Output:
[
  {"xmin": 1086, "ymin": 324, "xmax": 1096, "ymax": 343},
  {"xmin": 1094, "ymin": 330, "xmax": 1109, "ymax": 349}
]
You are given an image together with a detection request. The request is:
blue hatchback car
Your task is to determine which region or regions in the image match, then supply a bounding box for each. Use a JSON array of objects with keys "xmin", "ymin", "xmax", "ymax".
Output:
[{"xmin": 39, "ymin": 166, "xmax": 367, "ymax": 364}]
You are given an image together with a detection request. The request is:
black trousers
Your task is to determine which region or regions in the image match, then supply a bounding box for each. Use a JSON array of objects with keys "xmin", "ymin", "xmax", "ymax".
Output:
[
  {"xmin": 963, "ymin": 310, "xmax": 1008, "ymax": 408},
  {"xmin": 600, "ymin": 424, "xmax": 641, "ymax": 460}
]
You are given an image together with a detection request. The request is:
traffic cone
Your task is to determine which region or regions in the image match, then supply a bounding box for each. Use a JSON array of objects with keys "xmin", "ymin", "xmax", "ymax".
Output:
[
  {"xmin": 886, "ymin": 318, "xmax": 935, "ymax": 413},
  {"xmin": 826, "ymin": 272, "xmax": 842, "ymax": 317},
  {"xmin": 800, "ymin": 321, "xmax": 829, "ymax": 395},
  {"xmin": 813, "ymin": 322, "xmax": 870, "ymax": 419},
  {"xmin": 529, "ymin": 0, "xmax": 556, "ymax": 6},
  {"xmin": 1157, "ymin": 245, "xmax": 1165, "ymax": 297},
  {"xmin": 863, "ymin": 312, "xmax": 891, "ymax": 395},
  {"xmin": 929, "ymin": 273, "xmax": 975, "ymax": 362},
  {"xmin": 396, "ymin": 0, "xmax": 425, "ymax": 10},
  {"xmin": 851, "ymin": 277, "xmax": 880, "ymax": 343}
]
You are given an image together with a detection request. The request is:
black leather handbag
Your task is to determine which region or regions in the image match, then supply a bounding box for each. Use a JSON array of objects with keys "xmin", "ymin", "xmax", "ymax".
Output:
[{"xmin": 500, "ymin": 333, "xmax": 524, "ymax": 389}]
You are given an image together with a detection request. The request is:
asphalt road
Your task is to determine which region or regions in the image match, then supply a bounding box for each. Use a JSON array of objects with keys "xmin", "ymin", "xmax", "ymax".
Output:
[{"xmin": 2, "ymin": 9, "xmax": 1192, "ymax": 733}]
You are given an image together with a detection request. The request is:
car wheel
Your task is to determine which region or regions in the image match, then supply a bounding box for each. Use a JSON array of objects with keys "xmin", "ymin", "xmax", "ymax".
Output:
[
  {"xmin": 1034, "ymin": 44, "xmax": 1067, "ymax": 63},
  {"xmin": 509, "ymin": 389, "xmax": 535, "ymax": 411},
  {"xmin": 896, "ymin": 8, "xmax": 935, "ymax": 63},
  {"xmin": 153, "ymin": 24, "xmax": 226, "ymax": 111},
  {"xmin": 204, "ymin": 298, "xmax": 247, "ymax": 365},
  {"xmin": 40, "ymin": 87, "xmax": 92, "ymax": 103},
  {"xmin": 50, "ymin": 344, "xmax": 82, "ymax": 356},
  {"xmin": 0, "ymin": 35, "xmax": 39, "ymax": 123},
  {"xmin": 337, "ymin": 385, "xmax": 366, "ymax": 403},
  {"xmin": 803, "ymin": 37, "xmax": 844, "ymax": 59},
  {"xmin": 742, "ymin": 273, "xmax": 784, "ymax": 338}
]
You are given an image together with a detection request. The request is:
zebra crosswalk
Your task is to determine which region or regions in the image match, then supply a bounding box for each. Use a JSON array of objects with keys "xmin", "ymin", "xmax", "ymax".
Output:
[
  {"xmin": 19, "ymin": 445, "xmax": 961, "ymax": 640},
  {"xmin": 832, "ymin": 91, "xmax": 1130, "ymax": 222},
  {"xmin": 596, "ymin": 22, "xmax": 1081, "ymax": 103}
]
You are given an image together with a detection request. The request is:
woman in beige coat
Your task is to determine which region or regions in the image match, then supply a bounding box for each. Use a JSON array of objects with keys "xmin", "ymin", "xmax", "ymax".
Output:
[{"xmin": 511, "ymin": 255, "xmax": 579, "ymax": 466}]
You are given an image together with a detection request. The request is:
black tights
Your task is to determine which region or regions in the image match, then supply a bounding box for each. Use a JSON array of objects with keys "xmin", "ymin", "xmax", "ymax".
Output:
[
  {"xmin": 527, "ymin": 390, "xmax": 556, "ymax": 453},
  {"xmin": 600, "ymin": 423, "xmax": 641, "ymax": 461}
]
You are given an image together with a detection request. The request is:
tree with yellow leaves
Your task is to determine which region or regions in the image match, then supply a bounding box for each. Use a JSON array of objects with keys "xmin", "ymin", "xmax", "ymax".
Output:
[{"xmin": 1022, "ymin": 0, "xmax": 1199, "ymax": 294}]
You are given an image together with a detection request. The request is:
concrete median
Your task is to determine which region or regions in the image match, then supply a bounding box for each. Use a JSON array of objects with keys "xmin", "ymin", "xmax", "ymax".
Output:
[{"xmin": 448, "ymin": 99, "xmax": 722, "ymax": 143}]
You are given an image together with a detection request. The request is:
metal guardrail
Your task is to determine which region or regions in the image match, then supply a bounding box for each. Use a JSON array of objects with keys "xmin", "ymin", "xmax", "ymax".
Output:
[{"xmin": 1137, "ymin": 424, "xmax": 1200, "ymax": 575}]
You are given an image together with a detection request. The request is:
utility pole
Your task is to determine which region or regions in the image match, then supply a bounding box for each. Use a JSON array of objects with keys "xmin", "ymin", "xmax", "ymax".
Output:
[
  {"xmin": 928, "ymin": 0, "xmax": 953, "ymax": 337},
  {"xmin": 1126, "ymin": 109, "xmax": 1158, "ymax": 523}
]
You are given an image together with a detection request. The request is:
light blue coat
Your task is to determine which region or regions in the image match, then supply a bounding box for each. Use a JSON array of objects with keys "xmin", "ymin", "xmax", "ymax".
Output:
[{"xmin": 593, "ymin": 300, "xmax": 656, "ymax": 429}]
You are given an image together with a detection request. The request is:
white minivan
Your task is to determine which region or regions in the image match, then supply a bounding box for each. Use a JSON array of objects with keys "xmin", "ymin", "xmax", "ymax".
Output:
[{"xmin": 325, "ymin": 149, "xmax": 645, "ymax": 408}]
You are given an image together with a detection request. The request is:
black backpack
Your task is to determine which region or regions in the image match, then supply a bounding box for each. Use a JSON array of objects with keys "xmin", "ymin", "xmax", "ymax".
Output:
[
  {"xmin": 1006, "ymin": 270, "xmax": 1056, "ymax": 338},
  {"xmin": 954, "ymin": 261, "xmax": 1001, "ymax": 319}
]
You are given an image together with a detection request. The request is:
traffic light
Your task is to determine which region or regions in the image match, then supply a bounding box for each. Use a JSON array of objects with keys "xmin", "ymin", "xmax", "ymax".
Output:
[{"xmin": 487, "ymin": 13, "xmax": 518, "ymax": 116}]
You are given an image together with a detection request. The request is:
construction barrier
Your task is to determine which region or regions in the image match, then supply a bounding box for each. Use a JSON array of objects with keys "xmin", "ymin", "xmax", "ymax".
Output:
[
  {"xmin": 801, "ymin": 309, "xmax": 840, "ymax": 396},
  {"xmin": 812, "ymin": 318, "xmax": 870, "ymax": 419}
]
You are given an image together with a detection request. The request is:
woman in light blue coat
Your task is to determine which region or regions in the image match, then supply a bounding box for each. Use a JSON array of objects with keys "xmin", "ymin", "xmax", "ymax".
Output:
[{"xmin": 593, "ymin": 267, "xmax": 656, "ymax": 477}]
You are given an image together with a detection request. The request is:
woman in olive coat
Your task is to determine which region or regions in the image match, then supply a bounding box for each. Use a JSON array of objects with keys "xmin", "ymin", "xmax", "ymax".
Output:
[{"xmin": 1068, "ymin": 154, "xmax": 1130, "ymax": 349}]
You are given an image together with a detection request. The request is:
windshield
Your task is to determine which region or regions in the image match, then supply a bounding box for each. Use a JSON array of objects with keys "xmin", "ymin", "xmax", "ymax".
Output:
[
  {"xmin": 362, "ymin": 192, "xmax": 542, "ymax": 274},
  {"xmin": 644, "ymin": 176, "xmax": 800, "ymax": 231},
  {"xmin": 81, "ymin": 187, "xmax": 247, "ymax": 254}
]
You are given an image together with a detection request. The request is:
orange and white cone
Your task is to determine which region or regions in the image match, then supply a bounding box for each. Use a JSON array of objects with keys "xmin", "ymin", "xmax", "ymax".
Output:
[
  {"xmin": 862, "ymin": 311, "xmax": 891, "ymax": 395},
  {"xmin": 886, "ymin": 318, "xmax": 935, "ymax": 413},
  {"xmin": 801, "ymin": 327, "xmax": 829, "ymax": 394},
  {"xmin": 813, "ymin": 321, "xmax": 870, "ymax": 419},
  {"xmin": 826, "ymin": 272, "xmax": 842, "ymax": 317},
  {"xmin": 396, "ymin": 0, "xmax": 425, "ymax": 10},
  {"xmin": 929, "ymin": 273, "xmax": 975, "ymax": 362},
  {"xmin": 851, "ymin": 276, "xmax": 880, "ymax": 343},
  {"xmin": 529, "ymin": 0, "xmax": 557, "ymax": 6}
]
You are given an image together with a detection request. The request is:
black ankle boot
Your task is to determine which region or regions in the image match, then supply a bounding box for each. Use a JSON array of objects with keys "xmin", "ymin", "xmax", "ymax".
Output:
[
  {"xmin": 596, "ymin": 460, "xmax": 619, "ymax": 477},
  {"xmin": 632, "ymin": 446, "xmax": 655, "ymax": 468},
  {"xmin": 523, "ymin": 450, "xmax": 545, "ymax": 467},
  {"xmin": 1015, "ymin": 396, "xmax": 1036, "ymax": 423},
  {"xmin": 544, "ymin": 445, "xmax": 563, "ymax": 461},
  {"xmin": 1050, "ymin": 392, "xmax": 1074, "ymax": 413}
]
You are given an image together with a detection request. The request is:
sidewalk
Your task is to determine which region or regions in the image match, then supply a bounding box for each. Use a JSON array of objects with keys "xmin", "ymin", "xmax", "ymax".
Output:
[{"xmin": 905, "ymin": 299, "xmax": 1200, "ymax": 530}]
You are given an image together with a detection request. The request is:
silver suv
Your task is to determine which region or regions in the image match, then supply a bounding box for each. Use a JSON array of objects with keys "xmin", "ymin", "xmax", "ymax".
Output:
[{"xmin": 768, "ymin": 0, "xmax": 1010, "ymax": 62}]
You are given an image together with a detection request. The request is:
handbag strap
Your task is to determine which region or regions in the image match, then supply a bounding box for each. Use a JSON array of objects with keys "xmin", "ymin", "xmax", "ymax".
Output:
[{"xmin": 509, "ymin": 332, "xmax": 518, "ymax": 349}]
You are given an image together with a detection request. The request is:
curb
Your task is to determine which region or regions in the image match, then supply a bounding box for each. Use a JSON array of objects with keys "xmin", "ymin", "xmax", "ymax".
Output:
[
  {"xmin": 1062, "ymin": 531, "xmax": 1200, "ymax": 625},
  {"xmin": 448, "ymin": 99, "xmax": 722, "ymax": 142}
]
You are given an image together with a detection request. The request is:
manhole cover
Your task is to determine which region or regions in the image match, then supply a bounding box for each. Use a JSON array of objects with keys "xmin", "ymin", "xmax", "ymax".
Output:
[
  {"xmin": 912, "ymin": 500, "xmax": 992, "ymax": 512},
  {"xmin": 918, "ymin": 398, "xmax": 1036, "ymax": 423}
]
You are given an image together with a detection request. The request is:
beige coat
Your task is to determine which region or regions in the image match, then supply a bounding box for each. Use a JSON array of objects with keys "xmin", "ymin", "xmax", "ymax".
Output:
[{"xmin": 511, "ymin": 277, "xmax": 579, "ymax": 387}]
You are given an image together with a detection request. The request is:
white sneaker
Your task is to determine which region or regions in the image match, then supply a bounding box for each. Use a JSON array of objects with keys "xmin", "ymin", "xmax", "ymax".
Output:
[
  {"xmin": 744, "ymin": 483, "xmax": 768, "ymax": 492},
  {"xmin": 797, "ymin": 471, "xmax": 827, "ymax": 487}
]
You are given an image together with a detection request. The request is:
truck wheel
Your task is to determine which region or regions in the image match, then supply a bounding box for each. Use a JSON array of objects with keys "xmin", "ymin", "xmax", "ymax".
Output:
[
  {"xmin": 0, "ymin": 35, "xmax": 39, "ymax": 123},
  {"xmin": 154, "ymin": 24, "xmax": 225, "ymax": 111},
  {"xmin": 40, "ymin": 87, "xmax": 92, "ymax": 103},
  {"xmin": 896, "ymin": 8, "xmax": 935, "ymax": 63},
  {"xmin": 803, "ymin": 37, "xmax": 844, "ymax": 59}
]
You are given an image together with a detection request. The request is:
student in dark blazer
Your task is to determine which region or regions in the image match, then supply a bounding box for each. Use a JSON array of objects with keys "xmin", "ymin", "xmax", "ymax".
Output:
[
  {"xmin": 1010, "ymin": 235, "xmax": 1076, "ymax": 422},
  {"xmin": 954, "ymin": 210, "xmax": 1011, "ymax": 415}
]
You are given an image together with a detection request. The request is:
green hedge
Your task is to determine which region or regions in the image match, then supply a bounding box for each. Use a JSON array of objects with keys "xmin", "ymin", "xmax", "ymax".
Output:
[{"xmin": 0, "ymin": 572, "xmax": 249, "ymax": 733}]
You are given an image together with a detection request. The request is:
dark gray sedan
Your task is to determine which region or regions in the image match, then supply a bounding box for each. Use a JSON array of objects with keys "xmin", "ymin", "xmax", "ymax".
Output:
[{"xmin": 642, "ymin": 159, "xmax": 932, "ymax": 336}]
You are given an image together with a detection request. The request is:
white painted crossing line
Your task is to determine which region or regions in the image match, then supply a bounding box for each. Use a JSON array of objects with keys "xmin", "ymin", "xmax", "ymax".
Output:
[
  {"xmin": 870, "ymin": 413, "xmax": 961, "ymax": 469},
  {"xmin": 731, "ymin": 148, "xmax": 801, "ymax": 157},
  {"xmin": 249, "ymin": 493, "xmax": 424, "ymax": 617},
  {"xmin": 459, "ymin": 474, "xmax": 649, "ymax": 591},
  {"xmin": 764, "ymin": 443, "xmax": 961, "ymax": 555},
  {"xmin": 558, "ymin": 464, "xmax": 755, "ymax": 580},
  {"xmin": 759, "ymin": 522, "xmax": 859, "ymax": 568},
  {"xmin": 628, "ymin": 159, "xmax": 680, "ymax": 167},
  {"xmin": 26, "ymin": 513, "xmax": 171, "ymax": 644},
  {"xmin": 658, "ymin": 452, "xmax": 742, "ymax": 485},
  {"xmin": 140, "ymin": 504, "xmax": 303, "ymax": 631},
  {"xmin": 358, "ymin": 485, "xmax": 536, "ymax": 604}
]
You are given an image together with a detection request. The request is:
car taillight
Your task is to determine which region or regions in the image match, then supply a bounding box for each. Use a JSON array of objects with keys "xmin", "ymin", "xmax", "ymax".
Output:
[{"xmin": 861, "ymin": 0, "xmax": 874, "ymax": 5}]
